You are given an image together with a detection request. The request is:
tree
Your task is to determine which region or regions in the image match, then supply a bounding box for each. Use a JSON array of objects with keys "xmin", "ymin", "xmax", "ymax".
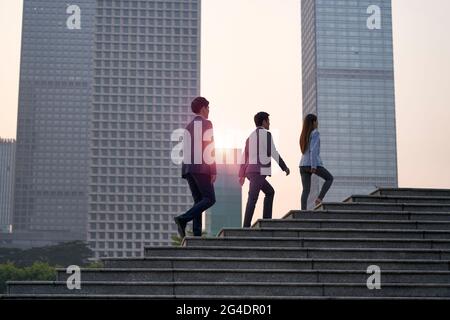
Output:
[
  {"xmin": 0, "ymin": 241, "xmax": 94, "ymax": 267},
  {"xmin": 0, "ymin": 262, "xmax": 56, "ymax": 294},
  {"xmin": 0, "ymin": 244, "xmax": 104, "ymax": 294}
]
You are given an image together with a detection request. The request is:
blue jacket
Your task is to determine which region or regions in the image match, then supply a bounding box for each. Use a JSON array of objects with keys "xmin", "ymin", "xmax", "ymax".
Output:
[{"xmin": 299, "ymin": 129, "xmax": 323, "ymax": 169}]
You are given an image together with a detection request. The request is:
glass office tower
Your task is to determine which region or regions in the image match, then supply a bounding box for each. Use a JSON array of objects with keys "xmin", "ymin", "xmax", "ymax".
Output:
[
  {"xmin": 205, "ymin": 149, "xmax": 242, "ymax": 236},
  {"xmin": 0, "ymin": 139, "xmax": 16, "ymax": 233},
  {"xmin": 13, "ymin": 0, "xmax": 95, "ymax": 239},
  {"xmin": 11, "ymin": 1, "xmax": 200, "ymax": 256},
  {"xmin": 88, "ymin": 0, "xmax": 200, "ymax": 258},
  {"xmin": 301, "ymin": 0, "xmax": 398, "ymax": 207}
]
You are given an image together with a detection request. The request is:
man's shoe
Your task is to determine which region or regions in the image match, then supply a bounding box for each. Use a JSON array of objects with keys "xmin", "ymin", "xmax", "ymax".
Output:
[{"xmin": 174, "ymin": 216, "xmax": 186, "ymax": 239}]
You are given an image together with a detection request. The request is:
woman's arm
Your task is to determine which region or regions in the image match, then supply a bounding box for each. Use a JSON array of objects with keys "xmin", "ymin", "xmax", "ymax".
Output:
[{"xmin": 309, "ymin": 131, "xmax": 320, "ymax": 169}]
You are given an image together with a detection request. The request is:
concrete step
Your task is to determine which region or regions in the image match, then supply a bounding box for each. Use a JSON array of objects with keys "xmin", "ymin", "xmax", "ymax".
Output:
[
  {"xmin": 101, "ymin": 256, "xmax": 450, "ymax": 271},
  {"xmin": 144, "ymin": 246, "xmax": 450, "ymax": 260},
  {"xmin": 55, "ymin": 268, "xmax": 450, "ymax": 284},
  {"xmin": 7, "ymin": 187, "xmax": 450, "ymax": 299},
  {"xmin": 7, "ymin": 281, "xmax": 450, "ymax": 297},
  {"xmin": 3, "ymin": 294, "xmax": 450, "ymax": 300},
  {"xmin": 317, "ymin": 202, "xmax": 450, "ymax": 213},
  {"xmin": 285, "ymin": 210, "xmax": 450, "ymax": 221},
  {"xmin": 254, "ymin": 219, "xmax": 450, "ymax": 231},
  {"xmin": 182, "ymin": 236, "xmax": 450, "ymax": 250},
  {"xmin": 218, "ymin": 228, "xmax": 450, "ymax": 240},
  {"xmin": 345, "ymin": 195, "xmax": 450, "ymax": 205},
  {"xmin": 371, "ymin": 188, "xmax": 450, "ymax": 198},
  {"xmin": 2, "ymin": 294, "xmax": 177, "ymax": 300}
]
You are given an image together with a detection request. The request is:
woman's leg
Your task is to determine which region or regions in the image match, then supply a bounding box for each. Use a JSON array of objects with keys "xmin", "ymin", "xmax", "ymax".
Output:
[
  {"xmin": 300, "ymin": 167, "xmax": 312, "ymax": 210},
  {"xmin": 315, "ymin": 167, "xmax": 334, "ymax": 201}
]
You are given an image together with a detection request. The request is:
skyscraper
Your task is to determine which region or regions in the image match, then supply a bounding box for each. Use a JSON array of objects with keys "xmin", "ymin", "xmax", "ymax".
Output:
[
  {"xmin": 0, "ymin": 139, "xmax": 16, "ymax": 233},
  {"xmin": 205, "ymin": 149, "xmax": 242, "ymax": 236},
  {"xmin": 13, "ymin": 0, "xmax": 95, "ymax": 239},
  {"xmin": 301, "ymin": 0, "xmax": 398, "ymax": 207},
  {"xmin": 88, "ymin": 0, "xmax": 200, "ymax": 258},
  {"xmin": 11, "ymin": 1, "xmax": 199, "ymax": 257}
]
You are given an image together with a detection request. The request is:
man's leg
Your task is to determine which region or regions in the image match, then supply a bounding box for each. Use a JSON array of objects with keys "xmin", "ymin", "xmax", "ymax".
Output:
[
  {"xmin": 187, "ymin": 175, "xmax": 203, "ymax": 236},
  {"xmin": 260, "ymin": 178, "xmax": 275, "ymax": 220},
  {"xmin": 179, "ymin": 174, "xmax": 216, "ymax": 236},
  {"xmin": 243, "ymin": 174, "xmax": 264, "ymax": 228},
  {"xmin": 192, "ymin": 215, "xmax": 202, "ymax": 237},
  {"xmin": 174, "ymin": 174, "xmax": 201, "ymax": 238},
  {"xmin": 191, "ymin": 174, "xmax": 215, "ymax": 236}
]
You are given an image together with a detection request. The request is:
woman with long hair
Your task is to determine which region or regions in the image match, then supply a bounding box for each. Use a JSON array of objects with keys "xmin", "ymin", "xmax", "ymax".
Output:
[{"xmin": 299, "ymin": 114, "xmax": 334, "ymax": 210}]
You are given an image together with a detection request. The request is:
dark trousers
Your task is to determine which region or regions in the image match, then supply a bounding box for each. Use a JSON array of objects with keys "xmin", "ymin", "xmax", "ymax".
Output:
[
  {"xmin": 179, "ymin": 173, "xmax": 216, "ymax": 236},
  {"xmin": 243, "ymin": 173, "xmax": 275, "ymax": 228},
  {"xmin": 300, "ymin": 166, "xmax": 334, "ymax": 210}
]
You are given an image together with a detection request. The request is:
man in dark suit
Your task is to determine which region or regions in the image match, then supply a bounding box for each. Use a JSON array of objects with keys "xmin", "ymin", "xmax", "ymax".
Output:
[
  {"xmin": 239, "ymin": 112, "xmax": 290, "ymax": 228},
  {"xmin": 174, "ymin": 97, "xmax": 216, "ymax": 238}
]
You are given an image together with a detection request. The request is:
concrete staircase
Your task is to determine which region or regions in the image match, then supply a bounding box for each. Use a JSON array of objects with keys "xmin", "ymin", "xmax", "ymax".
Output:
[{"xmin": 5, "ymin": 188, "xmax": 450, "ymax": 299}]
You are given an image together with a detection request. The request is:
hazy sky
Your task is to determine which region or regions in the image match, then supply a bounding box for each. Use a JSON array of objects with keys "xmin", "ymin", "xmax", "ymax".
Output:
[{"xmin": 1, "ymin": 0, "xmax": 449, "ymax": 219}]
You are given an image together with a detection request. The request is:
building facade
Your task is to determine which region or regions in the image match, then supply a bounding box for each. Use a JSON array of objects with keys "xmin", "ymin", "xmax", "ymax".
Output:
[
  {"xmin": 13, "ymin": 0, "xmax": 95, "ymax": 239},
  {"xmin": 12, "ymin": 0, "xmax": 200, "ymax": 257},
  {"xmin": 88, "ymin": 0, "xmax": 200, "ymax": 258},
  {"xmin": 301, "ymin": 0, "xmax": 398, "ymax": 207},
  {"xmin": 0, "ymin": 139, "xmax": 16, "ymax": 233},
  {"xmin": 205, "ymin": 149, "xmax": 242, "ymax": 236}
]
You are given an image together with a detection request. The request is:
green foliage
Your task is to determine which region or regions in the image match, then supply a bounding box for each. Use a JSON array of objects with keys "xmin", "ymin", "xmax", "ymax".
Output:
[
  {"xmin": 0, "ymin": 262, "xmax": 56, "ymax": 294},
  {"xmin": 171, "ymin": 231, "xmax": 208, "ymax": 247},
  {"xmin": 0, "ymin": 241, "xmax": 93, "ymax": 267},
  {"xmin": 171, "ymin": 234, "xmax": 183, "ymax": 247},
  {"xmin": 85, "ymin": 260, "xmax": 104, "ymax": 269},
  {"xmin": 0, "ymin": 241, "xmax": 99, "ymax": 294}
]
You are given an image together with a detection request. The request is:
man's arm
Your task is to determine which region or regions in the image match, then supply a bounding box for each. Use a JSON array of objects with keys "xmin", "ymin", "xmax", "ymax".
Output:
[
  {"xmin": 239, "ymin": 138, "xmax": 249, "ymax": 178},
  {"xmin": 268, "ymin": 132, "xmax": 289, "ymax": 173},
  {"xmin": 204, "ymin": 120, "xmax": 216, "ymax": 181}
]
